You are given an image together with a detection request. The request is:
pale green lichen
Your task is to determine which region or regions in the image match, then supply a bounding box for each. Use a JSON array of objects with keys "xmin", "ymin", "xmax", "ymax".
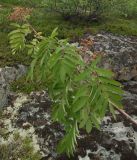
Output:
[
  {"xmin": 0, "ymin": 94, "xmax": 42, "ymax": 160},
  {"xmin": 0, "ymin": 133, "xmax": 42, "ymax": 160}
]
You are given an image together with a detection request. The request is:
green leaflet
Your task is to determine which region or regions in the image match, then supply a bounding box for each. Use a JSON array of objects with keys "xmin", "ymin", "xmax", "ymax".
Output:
[
  {"xmin": 52, "ymin": 104, "xmax": 66, "ymax": 122},
  {"xmin": 102, "ymin": 84, "xmax": 124, "ymax": 95},
  {"xmin": 27, "ymin": 58, "xmax": 37, "ymax": 81},
  {"xmin": 57, "ymin": 122, "xmax": 79, "ymax": 156},
  {"xmin": 89, "ymin": 86, "xmax": 101, "ymax": 107},
  {"xmin": 48, "ymin": 48, "xmax": 62, "ymax": 69},
  {"xmin": 74, "ymin": 87, "xmax": 89, "ymax": 103},
  {"xmin": 8, "ymin": 24, "xmax": 31, "ymax": 54},
  {"xmin": 59, "ymin": 62, "xmax": 67, "ymax": 83},
  {"xmin": 99, "ymin": 77, "xmax": 122, "ymax": 87},
  {"xmin": 97, "ymin": 99, "xmax": 108, "ymax": 118},
  {"xmin": 8, "ymin": 29, "xmax": 22, "ymax": 36},
  {"xmin": 10, "ymin": 23, "xmax": 21, "ymax": 28},
  {"xmin": 109, "ymin": 92, "xmax": 122, "ymax": 102},
  {"xmin": 109, "ymin": 103, "xmax": 116, "ymax": 119},
  {"xmin": 91, "ymin": 114, "xmax": 100, "ymax": 129},
  {"xmin": 50, "ymin": 27, "xmax": 58, "ymax": 38},
  {"xmin": 65, "ymin": 54, "xmax": 82, "ymax": 65},
  {"xmin": 72, "ymin": 96, "xmax": 89, "ymax": 113},
  {"xmin": 9, "ymin": 33, "xmax": 25, "ymax": 40},
  {"xmin": 64, "ymin": 58, "xmax": 75, "ymax": 69},
  {"xmin": 86, "ymin": 119, "xmax": 93, "ymax": 133},
  {"xmin": 40, "ymin": 53, "xmax": 48, "ymax": 67},
  {"xmin": 74, "ymin": 69, "xmax": 90, "ymax": 81},
  {"xmin": 109, "ymin": 98, "xmax": 123, "ymax": 109},
  {"xmin": 95, "ymin": 68, "xmax": 114, "ymax": 78},
  {"xmin": 79, "ymin": 107, "xmax": 89, "ymax": 128}
]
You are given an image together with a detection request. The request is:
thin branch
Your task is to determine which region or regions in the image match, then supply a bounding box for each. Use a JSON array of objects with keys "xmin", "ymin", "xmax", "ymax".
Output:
[
  {"xmin": 24, "ymin": 19, "xmax": 37, "ymax": 34},
  {"xmin": 110, "ymin": 101, "xmax": 137, "ymax": 127},
  {"xmin": 29, "ymin": 24, "xmax": 38, "ymax": 35},
  {"xmin": 115, "ymin": 106, "xmax": 137, "ymax": 126}
]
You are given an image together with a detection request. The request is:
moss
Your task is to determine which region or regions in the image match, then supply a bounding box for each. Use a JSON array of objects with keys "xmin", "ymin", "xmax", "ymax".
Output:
[
  {"xmin": 0, "ymin": 133, "xmax": 42, "ymax": 160},
  {"xmin": 101, "ymin": 18, "xmax": 137, "ymax": 36},
  {"xmin": 30, "ymin": 10, "xmax": 100, "ymax": 39},
  {"xmin": 0, "ymin": 5, "xmax": 11, "ymax": 25},
  {"xmin": 11, "ymin": 75, "xmax": 46, "ymax": 93},
  {"xmin": 30, "ymin": 9, "xmax": 137, "ymax": 40},
  {"xmin": 0, "ymin": 0, "xmax": 40, "ymax": 7}
]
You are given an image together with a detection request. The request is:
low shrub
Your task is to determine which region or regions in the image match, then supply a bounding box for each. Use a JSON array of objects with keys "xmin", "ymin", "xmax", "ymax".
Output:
[{"xmin": 8, "ymin": 23, "xmax": 123, "ymax": 156}]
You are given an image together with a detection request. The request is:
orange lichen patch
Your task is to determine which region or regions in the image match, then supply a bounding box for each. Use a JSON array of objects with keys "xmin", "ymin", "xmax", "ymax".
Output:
[
  {"xmin": 80, "ymin": 38, "xmax": 94, "ymax": 49},
  {"xmin": 91, "ymin": 52, "xmax": 103, "ymax": 60},
  {"xmin": 9, "ymin": 7, "xmax": 33, "ymax": 22},
  {"xmin": 78, "ymin": 37, "xmax": 94, "ymax": 56},
  {"xmin": 91, "ymin": 51, "xmax": 105, "ymax": 60}
]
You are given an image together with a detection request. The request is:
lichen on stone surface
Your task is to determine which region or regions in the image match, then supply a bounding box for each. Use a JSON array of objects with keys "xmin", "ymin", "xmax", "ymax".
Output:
[{"xmin": 0, "ymin": 94, "xmax": 42, "ymax": 160}]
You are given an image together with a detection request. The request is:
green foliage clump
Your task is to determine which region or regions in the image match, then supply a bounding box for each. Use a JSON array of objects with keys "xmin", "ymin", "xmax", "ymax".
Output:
[
  {"xmin": 109, "ymin": 0, "xmax": 137, "ymax": 18},
  {"xmin": 9, "ymin": 23, "xmax": 123, "ymax": 156},
  {"xmin": 11, "ymin": 75, "xmax": 47, "ymax": 93},
  {"xmin": 45, "ymin": 0, "xmax": 137, "ymax": 20},
  {"xmin": 0, "ymin": 0, "xmax": 42, "ymax": 7},
  {"xmin": 45, "ymin": 0, "xmax": 106, "ymax": 19},
  {"xmin": 103, "ymin": 18, "xmax": 137, "ymax": 36},
  {"xmin": 0, "ymin": 6, "xmax": 11, "ymax": 25}
]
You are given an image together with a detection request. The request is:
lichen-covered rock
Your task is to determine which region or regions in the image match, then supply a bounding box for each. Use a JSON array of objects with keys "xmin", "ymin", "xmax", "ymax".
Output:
[
  {"xmin": 0, "ymin": 94, "xmax": 42, "ymax": 160},
  {"xmin": 83, "ymin": 33, "xmax": 137, "ymax": 81},
  {"xmin": 0, "ymin": 65, "xmax": 27, "ymax": 108},
  {"xmin": 1, "ymin": 82, "xmax": 136, "ymax": 160}
]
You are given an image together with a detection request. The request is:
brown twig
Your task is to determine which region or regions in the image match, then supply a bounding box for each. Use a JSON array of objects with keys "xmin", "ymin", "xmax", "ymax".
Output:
[
  {"xmin": 24, "ymin": 19, "xmax": 36, "ymax": 33},
  {"xmin": 29, "ymin": 24, "xmax": 38, "ymax": 35},
  {"xmin": 109, "ymin": 101, "xmax": 137, "ymax": 127},
  {"xmin": 25, "ymin": 20, "xmax": 43, "ymax": 40},
  {"xmin": 114, "ymin": 106, "xmax": 137, "ymax": 126}
]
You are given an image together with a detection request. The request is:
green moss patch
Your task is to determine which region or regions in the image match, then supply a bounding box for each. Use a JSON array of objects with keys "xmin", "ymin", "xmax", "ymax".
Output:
[{"xmin": 11, "ymin": 75, "xmax": 47, "ymax": 93}]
